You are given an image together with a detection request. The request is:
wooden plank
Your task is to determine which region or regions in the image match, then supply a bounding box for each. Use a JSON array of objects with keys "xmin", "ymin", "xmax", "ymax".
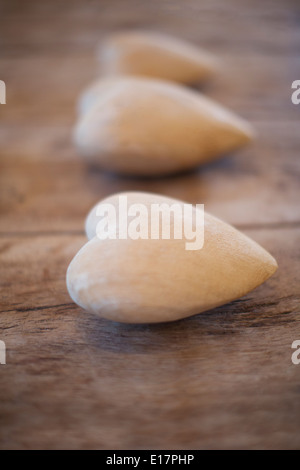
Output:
[
  {"xmin": 0, "ymin": 0, "xmax": 299, "ymax": 57},
  {"xmin": 0, "ymin": 122, "xmax": 299, "ymax": 233},
  {"xmin": 0, "ymin": 228, "xmax": 299, "ymax": 449},
  {"xmin": 0, "ymin": 53, "xmax": 299, "ymax": 126},
  {"xmin": 0, "ymin": 0, "xmax": 300, "ymax": 451}
]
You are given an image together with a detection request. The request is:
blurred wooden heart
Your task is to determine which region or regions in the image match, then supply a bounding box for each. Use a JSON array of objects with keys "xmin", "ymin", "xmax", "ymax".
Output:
[
  {"xmin": 75, "ymin": 77, "xmax": 254, "ymax": 176},
  {"xmin": 98, "ymin": 30, "xmax": 218, "ymax": 84}
]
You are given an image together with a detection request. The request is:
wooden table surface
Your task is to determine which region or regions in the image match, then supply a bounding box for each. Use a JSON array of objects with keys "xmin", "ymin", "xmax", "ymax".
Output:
[{"xmin": 0, "ymin": 0, "xmax": 300, "ymax": 450}]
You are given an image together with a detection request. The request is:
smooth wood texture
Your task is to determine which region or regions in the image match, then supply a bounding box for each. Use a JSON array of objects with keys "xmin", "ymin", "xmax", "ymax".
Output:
[{"xmin": 0, "ymin": 0, "xmax": 299, "ymax": 449}]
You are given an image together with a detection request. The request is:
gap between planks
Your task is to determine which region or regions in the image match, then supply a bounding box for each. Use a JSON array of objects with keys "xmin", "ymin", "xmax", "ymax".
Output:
[{"xmin": 0, "ymin": 220, "xmax": 300, "ymax": 238}]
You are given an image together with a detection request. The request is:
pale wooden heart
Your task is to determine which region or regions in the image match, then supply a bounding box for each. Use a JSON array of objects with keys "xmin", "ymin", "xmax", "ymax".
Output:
[{"xmin": 67, "ymin": 192, "xmax": 277, "ymax": 324}]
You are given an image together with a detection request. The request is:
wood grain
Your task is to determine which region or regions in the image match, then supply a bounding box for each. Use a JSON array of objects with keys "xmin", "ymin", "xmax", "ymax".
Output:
[{"xmin": 0, "ymin": 0, "xmax": 300, "ymax": 450}]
